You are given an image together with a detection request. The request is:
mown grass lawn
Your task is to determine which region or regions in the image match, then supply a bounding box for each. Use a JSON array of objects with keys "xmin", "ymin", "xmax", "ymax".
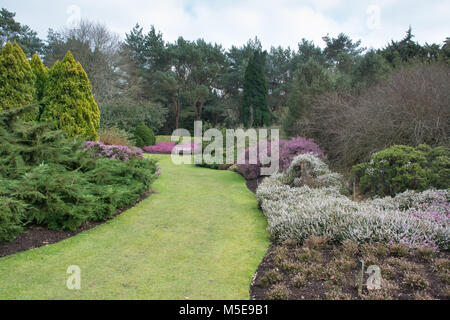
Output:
[{"xmin": 0, "ymin": 155, "xmax": 269, "ymax": 299}]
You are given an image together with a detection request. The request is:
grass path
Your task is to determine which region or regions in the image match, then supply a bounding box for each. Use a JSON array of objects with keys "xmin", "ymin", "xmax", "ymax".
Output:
[{"xmin": 0, "ymin": 155, "xmax": 269, "ymax": 299}]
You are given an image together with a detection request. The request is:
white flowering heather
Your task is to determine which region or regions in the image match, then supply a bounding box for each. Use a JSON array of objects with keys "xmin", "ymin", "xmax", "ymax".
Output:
[
  {"xmin": 314, "ymin": 173, "xmax": 344, "ymax": 189},
  {"xmin": 371, "ymin": 189, "xmax": 450, "ymax": 211},
  {"xmin": 256, "ymin": 155, "xmax": 449, "ymax": 250},
  {"xmin": 280, "ymin": 153, "xmax": 344, "ymax": 190},
  {"xmin": 283, "ymin": 153, "xmax": 330, "ymax": 182}
]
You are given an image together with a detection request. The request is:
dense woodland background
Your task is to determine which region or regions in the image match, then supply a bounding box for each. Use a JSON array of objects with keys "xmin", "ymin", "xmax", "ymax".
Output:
[{"xmin": 1, "ymin": 7, "xmax": 449, "ymax": 168}]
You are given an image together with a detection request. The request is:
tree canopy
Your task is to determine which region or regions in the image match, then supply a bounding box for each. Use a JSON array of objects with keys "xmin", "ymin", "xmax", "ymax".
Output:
[{"xmin": 0, "ymin": 8, "xmax": 44, "ymax": 58}]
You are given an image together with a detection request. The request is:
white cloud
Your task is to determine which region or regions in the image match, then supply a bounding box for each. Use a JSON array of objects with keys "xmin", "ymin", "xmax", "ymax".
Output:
[{"xmin": 4, "ymin": 0, "xmax": 450, "ymax": 50}]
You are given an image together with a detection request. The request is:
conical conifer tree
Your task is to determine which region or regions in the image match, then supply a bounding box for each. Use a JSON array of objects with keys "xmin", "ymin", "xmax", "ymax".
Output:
[
  {"xmin": 242, "ymin": 50, "xmax": 270, "ymax": 128},
  {"xmin": 0, "ymin": 41, "xmax": 36, "ymax": 119},
  {"xmin": 30, "ymin": 54, "xmax": 48, "ymax": 102},
  {"xmin": 41, "ymin": 51, "xmax": 100, "ymax": 141},
  {"xmin": 30, "ymin": 54, "xmax": 48, "ymax": 120}
]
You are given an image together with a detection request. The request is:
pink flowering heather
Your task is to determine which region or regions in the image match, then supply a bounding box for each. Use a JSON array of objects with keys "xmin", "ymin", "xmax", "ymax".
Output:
[
  {"xmin": 144, "ymin": 142, "xmax": 202, "ymax": 154},
  {"xmin": 279, "ymin": 137, "xmax": 324, "ymax": 171},
  {"xmin": 143, "ymin": 142, "xmax": 176, "ymax": 154},
  {"xmin": 83, "ymin": 141, "xmax": 143, "ymax": 161},
  {"xmin": 173, "ymin": 142, "xmax": 202, "ymax": 154},
  {"xmin": 237, "ymin": 140, "xmax": 285, "ymax": 180},
  {"xmin": 409, "ymin": 191, "xmax": 450, "ymax": 225},
  {"xmin": 237, "ymin": 137, "xmax": 324, "ymax": 180}
]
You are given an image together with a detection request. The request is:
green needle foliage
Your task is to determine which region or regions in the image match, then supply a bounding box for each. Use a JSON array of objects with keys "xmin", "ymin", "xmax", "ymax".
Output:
[
  {"xmin": 0, "ymin": 41, "xmax": 36, "ymax": 120},
  {"xmin": 30, "ymin": 54, "xmax": 48, "ymax": 102},
  {"xmin": 0, "ymin": 106, "xmax": 159, "ymax": 242},
  {"xmin": 30, "ymin": 54, "xmax": 48, "ymax": 121},
  {"xmin": 242, "ymin": 50, "xmax": 270, "ymax": 128},
  {"xmin": 40, "ymin": 51, "xmax": 100, "ymax": 141},
  {"xmin": 282, "ymin": 59, "xmax": 333, "ymax": 137}
]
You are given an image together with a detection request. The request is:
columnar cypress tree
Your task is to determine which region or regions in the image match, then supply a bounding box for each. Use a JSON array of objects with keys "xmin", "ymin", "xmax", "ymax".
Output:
[
  {"xmin": 30, "ymin": 54, "xmax": 48, "ymax": 101},
  {"xmin": 41, "ymin": 51, "xmax": 100, "ymax": 141},
  {"xmin": 30, "ymin": 54, "xmax": 48, "ymax": 120},
  {"xmin": 0, "ymin": 41, "xmax": 36, "ymax": 119},
  {"xmin": 242, "ymin": 50, "xmax": 270, "ymax": 128}
]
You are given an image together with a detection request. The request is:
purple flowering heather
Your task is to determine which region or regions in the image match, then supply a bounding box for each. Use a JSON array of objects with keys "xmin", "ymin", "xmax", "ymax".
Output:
[
  {"xmin": 144, "ymin": 141, "xmax": 201, "ymax": 154},
  {"xmin": 236, "ymin": 140, "xmax": 284, "ymax": 180},
  {"xmin": 237, "ymin": 137, "xmax": 324, "ymax": 180},
  {"xmin": 143, "ymin": 142, "xmax": 177, "ymax": 154},
  {"xmin": 173, "ymin": 142, "xmax": 202, "ymax": 154},
  {"xmin": 279, "ymin": 137, "xmax": 324, "ymax": 171},
  {"xmin": 83, "ymin": 141, "xmax": 144, "ymax": 161},
  {"xmin": 409, "ymin": 192, "xmax": 450, "ymax": 225}
]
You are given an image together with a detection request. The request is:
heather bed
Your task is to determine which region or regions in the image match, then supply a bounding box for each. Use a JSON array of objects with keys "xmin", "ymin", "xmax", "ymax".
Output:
[
  {"xmin": 237, "ymin": 137, "xmax": 324, "ymax": 180},
  {"xmin": 256, "ymin": 154, "xmax": 449, "ymax": 250},
  {"xmin": 251, "ymin": 153, "xmax": 449, "ymax": 300}
]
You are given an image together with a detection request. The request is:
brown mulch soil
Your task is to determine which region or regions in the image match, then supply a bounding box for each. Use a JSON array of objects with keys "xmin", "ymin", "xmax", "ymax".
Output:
[
  {"xmin": 0, "ymin": 191, "xmax": 153, "ymax": 258},
  {"xmin": 250, "ymin": 238, "xmax": 450, "ymax": 300}
]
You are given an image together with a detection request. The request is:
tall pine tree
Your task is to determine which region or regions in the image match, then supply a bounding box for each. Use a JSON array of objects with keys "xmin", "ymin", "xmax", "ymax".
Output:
[
  {"xmin": 242, "ymin": 50, "xmax": 270, "ymax": 128},
  {"xmin": 41, "ymin": 51, "xmax": 100, "ymax": 141},
  {"xmin": 0, "ymin": 41, "xmax": 36, "ymax": 120},
  {"xmin": 282, "ymin": 59, "xmax": 333, "ymax": 137}
]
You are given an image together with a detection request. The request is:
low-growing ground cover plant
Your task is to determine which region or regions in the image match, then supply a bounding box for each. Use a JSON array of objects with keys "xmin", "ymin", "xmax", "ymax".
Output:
[
  {"xmin": 251, "ymin": 237, "xmax": 450, "ymax": 300},
  {"xmin": 0, "ymin": 106, "xmax": 159, "ymax": 242},
  {"xmin": 83, "ymin": 141, "xmax": 143, "ymax": 161},
  {"xmin": 236, "ymin": 140, "xmax": 282, "ymax": 180},
  {"xmin": 143, "ymin": 140, "xmax": 201, "ymax": 155},
  {"xmin": 144, "ymin": 142, "xmax": 176, "ymax": 154},
  {"xmin": 237, "ymin": 137, "xmax": 324, "ymax": 181},
  {"xmin": 353, "ymin": 144, "xmax": 450, "ymax": 197},
  {"xmin": 279, "ymin": 137, "xmax": 324, "ymax": 171},
  {"xmin": 256, "ymin": 154, "xmax": 449, "ymax": 250}
]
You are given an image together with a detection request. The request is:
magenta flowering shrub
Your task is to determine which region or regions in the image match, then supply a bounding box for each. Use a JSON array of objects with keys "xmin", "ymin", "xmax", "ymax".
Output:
[
  {"xmin": 237, "ymin": 137, "xmax": 324, "ymax": 180},
  {"xmin": 174, "ymin": 142, "xmax": 202, "ymax": 154},
  {"xmin": 143, "ymin": 142, "xmax": 176, "ymax": 154},
  {"xmin": 237, "ymin": 140, "xmax": 283, "ymax": 180},
  {"xmin": 83, "ymin": 141, "xmax": 143, "ymax": 161},
  {"xmin": 144, "ymin": 142, "xmax": 202, "ymax": 154},
  {"xmin": 279, "ymin": 137, "xmax": 324, "ymax": 171}
]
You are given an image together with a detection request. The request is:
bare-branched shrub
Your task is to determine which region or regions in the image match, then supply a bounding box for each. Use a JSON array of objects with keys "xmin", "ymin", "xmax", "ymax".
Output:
[{"xmin": 298, "ymin": 62, "xmax": 450, "ymax": 167}]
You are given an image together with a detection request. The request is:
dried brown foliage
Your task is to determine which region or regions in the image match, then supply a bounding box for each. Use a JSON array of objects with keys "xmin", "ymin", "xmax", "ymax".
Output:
[{"xmin": 299, "ymin": 62, "xmax": 450, "ymax": 167}]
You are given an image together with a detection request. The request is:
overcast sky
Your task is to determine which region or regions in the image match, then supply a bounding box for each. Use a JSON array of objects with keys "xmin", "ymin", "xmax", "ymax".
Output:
[{"xmin": 3, "ymin": 0, "xmax": 449, "ymax": 50}]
